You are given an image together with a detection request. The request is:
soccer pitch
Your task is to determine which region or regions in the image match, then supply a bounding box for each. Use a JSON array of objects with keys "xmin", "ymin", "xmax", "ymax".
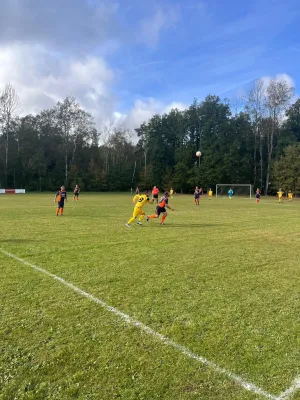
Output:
[{"xmin": 1, "ymin": 193, "xmax": 299, "ymax": 400}]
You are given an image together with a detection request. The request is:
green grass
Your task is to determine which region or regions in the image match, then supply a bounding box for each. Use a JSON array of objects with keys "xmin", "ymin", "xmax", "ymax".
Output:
[{"xmin": 0, "ymin": 193, "xmax": 300, "ymax": 400}]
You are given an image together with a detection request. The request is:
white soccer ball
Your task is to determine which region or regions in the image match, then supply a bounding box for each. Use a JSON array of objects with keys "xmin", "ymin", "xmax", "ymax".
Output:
[{"xmin": 196, "ymin": 151, "xmax": 201, "ymax": 157}]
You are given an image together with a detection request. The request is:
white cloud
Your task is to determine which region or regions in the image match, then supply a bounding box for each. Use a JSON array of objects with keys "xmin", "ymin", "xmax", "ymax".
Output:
[
  {"xmin": 120, "ymin": 98, "xmax": 187, "ymax": 130},
  {"xmin": 0, "ymin": 0, "xmax": 119, "ymax": 52},
  {"xmin": 0, "ymin": 43, "xmax": 187, "ymax": 132},
  {"xmin": 0, "ymin": 44, "xmax": 116, "ymax": 122},
  {"xmin": 260, "ymin": 73, "xmax": 295, "ymax": 90},
  {"xmin": 162, "ymin": 101, "xmax": 187, "ymax": 113},
  {"xmin": 140, "ymin": 8, "xmax": 179, "ymax": 48}
]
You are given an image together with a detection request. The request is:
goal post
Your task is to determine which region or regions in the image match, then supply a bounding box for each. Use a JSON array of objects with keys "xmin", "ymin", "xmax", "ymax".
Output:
[{"xmin": 216, "ymin": 184, "xmax": 253, "ymax": 198}]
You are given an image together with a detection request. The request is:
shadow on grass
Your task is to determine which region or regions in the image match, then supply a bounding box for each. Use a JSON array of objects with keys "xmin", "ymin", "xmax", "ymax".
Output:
[
  {"xmin": 157, "ymin": 223, "xmax": 226, "ymax": 228},
  {"xmin": 0, "ymin": 239, "xmax": 45, "ymax": 243}
]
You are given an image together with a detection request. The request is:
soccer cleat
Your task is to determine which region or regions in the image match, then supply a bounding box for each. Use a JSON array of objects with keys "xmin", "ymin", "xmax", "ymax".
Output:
[
  {"xmin": 125, "ymin": 223, "xmax": 131, "ymax": 228},
  {"xmin": 137, "ymin": 221, "xmax": 142, "ymax": 225},
  {"xmin": 159, "ymin": 222, "xmax": 164, "ymax": 225}
]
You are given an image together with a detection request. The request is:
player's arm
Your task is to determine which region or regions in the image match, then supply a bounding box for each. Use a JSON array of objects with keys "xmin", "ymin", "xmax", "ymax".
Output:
[
  {"xmin": 147, "ymin": 197, "xmax": 154, "ymax": 204},
  {"xmin": 54, "ymin": 192, "xmax": 58, "ymax": 202},
  {"xmin": 166, "ymin": 203, "xmax": 174, "ymax": 211}
]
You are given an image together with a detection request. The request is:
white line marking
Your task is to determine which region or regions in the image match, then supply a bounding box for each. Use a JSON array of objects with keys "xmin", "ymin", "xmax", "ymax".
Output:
[
  {"xmin": 277, "ymin": 378, "xmax": 300, "ymax": 400},
  {"xmin": 0, "ymin": 248, "xmax": 286, "ymax": 400}
]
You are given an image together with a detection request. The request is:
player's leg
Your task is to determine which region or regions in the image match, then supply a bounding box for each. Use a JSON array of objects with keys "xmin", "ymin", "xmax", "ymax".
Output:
[
  {"xmin": 147, "ymin": 213, "xmax": 159, "ymax": 219},
  {"xmin": 60, "ymin": 204, "xmax": 64, "ymax": 215},
  {"xmin": 160, "ymin": 211, "xmax": 168, "ymax": 225},
  {"xmin": 127, "ymin": 207, "xmax": 141, "ymax": 226},
  {"xmin": 137, "ymin": 210, "xmax": 145, "ymax": 225},
  {"xmin": 56, "ymin": 205, "xmax": 60, "ymax": 216},
  {"xmin": 147, "ymin": 207, "xmax": 160, "ymax": 220},
  {"xmin": 127, "ymin": 213, "xmax": 137, "ymax": 225}
]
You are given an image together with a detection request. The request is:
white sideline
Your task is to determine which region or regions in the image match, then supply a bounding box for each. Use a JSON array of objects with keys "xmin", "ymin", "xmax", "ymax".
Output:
[
  {"xmin": 0, "ymin": 248, "xmax": 296, "ymax": 400},
  {"xmin": 277, "ymin": 378, "xmax": 300, "ymax": 400}
]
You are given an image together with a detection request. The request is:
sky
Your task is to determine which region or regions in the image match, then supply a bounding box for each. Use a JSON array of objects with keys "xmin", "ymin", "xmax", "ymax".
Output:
[{"xmin": 0, "ymin": 0, "xmax": 299, "ymax": 130}]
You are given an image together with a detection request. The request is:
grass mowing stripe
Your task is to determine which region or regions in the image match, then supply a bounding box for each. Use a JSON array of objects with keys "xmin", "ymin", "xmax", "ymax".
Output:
[{"xmin": 0, "ymin": 248, "xmax": 277, "ymax": 400}]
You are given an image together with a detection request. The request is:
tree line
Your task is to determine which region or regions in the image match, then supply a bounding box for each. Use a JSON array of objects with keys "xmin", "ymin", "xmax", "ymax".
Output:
[{"xmin": 0, "ymin": 78, "xmax": 299, "ymax": 194}]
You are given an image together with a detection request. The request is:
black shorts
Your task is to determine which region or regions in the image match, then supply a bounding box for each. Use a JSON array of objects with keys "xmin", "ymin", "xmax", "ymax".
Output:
[
  {"xmin": 153, "ymin": 194, "xmax": 158, "ymax": 199},
  {"xmin": 156, "ymin": 206, "xmax": 166, "ymax": 216},
  {"xmin": 74, "ymin": 192, "xmax": 79, "ymax": 197},
  {"xmin": 194, "ymin": 195, "xmax": 199, "ymax": 199},
  {"xmin": 58, "ymin": 202, "xmax": 65, "ymax": 208}
]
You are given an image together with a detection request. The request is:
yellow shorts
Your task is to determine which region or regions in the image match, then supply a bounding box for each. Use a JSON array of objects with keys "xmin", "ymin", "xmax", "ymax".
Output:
[{"xmin": 133, "ymin": 207, "xmax": 144, "ymax": 218}]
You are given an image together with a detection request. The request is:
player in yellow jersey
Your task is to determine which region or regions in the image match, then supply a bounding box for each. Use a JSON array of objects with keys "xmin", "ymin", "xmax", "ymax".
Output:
[
  {"xmin": 208, "ymin": 188, "xmax": 213, "ymax": 199},
  {"xmin": 126, "ymin": 190, "xmax": 153, "ymax": 228},
  {"xmin": 288, "ymin": 190, "xmax": 293, "ymax": 202},
  {"xmin": 277, "ymin": 188, "xmax": 283, "ymax": 203},
  {"xmin": 170, "ymin": 187, "xmax": 174, "ymax": 199}
]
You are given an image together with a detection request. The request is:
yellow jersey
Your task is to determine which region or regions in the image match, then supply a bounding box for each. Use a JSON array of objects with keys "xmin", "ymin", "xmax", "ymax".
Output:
[
  {"xmin": 277, "ymin": 191, "xmax": 283, "ymax": 198},
  {"xmin": 208, "ymin": 190, "xmax": 213, "ymax": 197},
  {"xmin": 288, "ymin": 192, "xmax": 293, "ymax": 199},
  {"xmin": 133, "ymin": 194, "xmax": 140, "ymax": 203},
  {"xmin": 135, "ymin": 194, "xmax": 151, "ymax": 208}
]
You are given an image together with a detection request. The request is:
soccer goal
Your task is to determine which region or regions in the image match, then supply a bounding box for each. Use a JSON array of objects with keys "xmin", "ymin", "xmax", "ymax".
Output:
[{"xmin": 216, "ymin": 184, "xmax": 253, "ymax": 198}]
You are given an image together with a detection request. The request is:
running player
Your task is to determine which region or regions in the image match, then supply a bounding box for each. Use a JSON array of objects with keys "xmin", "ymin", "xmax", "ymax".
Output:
[
  {"xmin": 255, "ymin": 188, "xmax": 261, "ymax": 204},
  {"xmin": 126, "ymin": 190, "xmax": 153, "ymax": 228},
  {"xmin": 208, "ymin": 188, "xmax": 213, "ymax": 199},
  {"xmin": 54, "ymin": 186, "xmax": 67, "ymax": 216},
  {"xmin": 194, "ymin": 186, "xmax": 200, "ymax": 205},
  {"xmin": 288, "ymin": 190, "xmax": 293, "ymax": 202},
  {"xmin": 152, "ymin": 186, "xmax": 160, "ymax": 203},
  {"xmin": 277, "ymin": 188, "xmax": 283, "ymax": 203},
  {"xmin": 147, "ymin": 192, "xmax": 174, "ymax": 225},
  {"xmin": 73, "ymin": 185, "xmax": 80, "ymax": 201},
  {"xmin": 228, "ymin": 188, "xmax": 233, "ymax": 199}
]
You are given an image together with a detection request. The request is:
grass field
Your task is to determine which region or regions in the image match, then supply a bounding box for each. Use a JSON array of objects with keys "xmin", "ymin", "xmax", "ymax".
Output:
[{"xmin": 1, "ymin": 193, "xmax": 299, "ymax": 400}]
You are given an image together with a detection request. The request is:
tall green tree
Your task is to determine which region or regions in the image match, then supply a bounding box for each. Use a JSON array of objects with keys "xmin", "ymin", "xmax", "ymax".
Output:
[{"xmin": 272, "ymin": 144, "xmax": 300, "ymax": 193}]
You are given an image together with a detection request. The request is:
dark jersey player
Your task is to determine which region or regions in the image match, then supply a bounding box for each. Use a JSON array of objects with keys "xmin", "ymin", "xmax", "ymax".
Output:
[
  {"xmin": 146, "ymin": 192, "xmax": 174, "ymax": 225},
  {"xmin": 54, "ymin": 186, "xmax": 67, "ymax": 216},
  {"xmin": 73, "ymin": 185, "xmax": 80, "ymax": 201},
  {"xmin": 194, "ymin": 186, "xmax": 200, "ymax": 206},
  {"xmin": 255, "ymin": 188, "xmax": 261, "ymax": 204}
]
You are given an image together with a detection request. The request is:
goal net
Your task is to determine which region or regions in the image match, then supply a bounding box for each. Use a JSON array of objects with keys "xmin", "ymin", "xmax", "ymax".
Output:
[{"xmin": 216, "ymin": 184, "xmax": 253, "ymax": 198}]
